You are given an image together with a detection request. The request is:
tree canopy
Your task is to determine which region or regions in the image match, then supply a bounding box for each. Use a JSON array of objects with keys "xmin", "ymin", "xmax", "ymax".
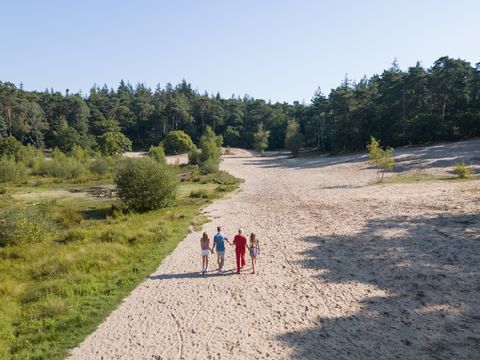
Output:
[{"xmin": 1, "ymin": 56, "xmax": 479, "ymax": 153}]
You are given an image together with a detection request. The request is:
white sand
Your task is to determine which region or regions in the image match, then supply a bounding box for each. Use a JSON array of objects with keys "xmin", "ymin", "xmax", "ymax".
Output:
[{"xmin": 69, "ymin": 140, "xmax": 480, "ymax": 360}]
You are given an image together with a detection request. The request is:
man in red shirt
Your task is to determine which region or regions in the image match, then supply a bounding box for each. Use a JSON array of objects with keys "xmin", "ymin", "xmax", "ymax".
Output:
[{"xmin": 233, "ymin": 228, "xmax": 247, "ymax": 273}]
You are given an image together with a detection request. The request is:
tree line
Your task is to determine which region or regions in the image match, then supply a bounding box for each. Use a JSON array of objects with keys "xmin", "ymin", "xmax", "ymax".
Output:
[{"xmin": 1, "ymin": 56, "xmax": 479, "ymax": 153}]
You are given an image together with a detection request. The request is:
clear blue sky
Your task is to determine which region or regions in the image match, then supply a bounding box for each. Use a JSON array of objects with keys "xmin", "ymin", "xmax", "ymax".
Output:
[{"xmin": 1, "ymin": 0, "xmax": 478, "ymax": 103}]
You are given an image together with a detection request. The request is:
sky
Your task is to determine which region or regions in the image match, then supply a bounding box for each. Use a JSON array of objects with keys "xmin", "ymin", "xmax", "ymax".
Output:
[{"xmin": 1, "ymin": 0, "xmax": 479, "ymax": 103}]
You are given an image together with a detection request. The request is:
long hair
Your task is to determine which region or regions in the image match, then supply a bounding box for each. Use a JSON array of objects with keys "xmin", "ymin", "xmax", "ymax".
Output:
[
  {"xmin": 250, "ymin": 233, "xmax": 256, "ymax": 245},
  {"xmin": 202, "ymin": 232, "xmax": 209, "ymax": 242}
]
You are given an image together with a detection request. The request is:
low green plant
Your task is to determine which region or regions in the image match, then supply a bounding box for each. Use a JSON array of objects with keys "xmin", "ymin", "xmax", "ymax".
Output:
[
  {"xmin": 0, "ymin": 156, "xmax": 28, "ymax": 183},
  {"xmin": 0, "ymin": 206, "xmax": 49, "ymax": 247},
  {"xmin": 452, "ymin": 162, "xmax": 474, "ymax": 178},
  {"xmin": 189, "ymin": 189, "xmax": 209, "ymax": 199},
  {"xmin": 90, "ymin": 157, "xmax": 111, "ymax": 176}
]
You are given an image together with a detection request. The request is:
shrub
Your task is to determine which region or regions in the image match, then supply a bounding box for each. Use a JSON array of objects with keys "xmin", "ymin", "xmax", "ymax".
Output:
[
  {"xmin": 114, "ymin": 158, "xmax": 178, "ymax": 212},
  {"xmin": 367, "ymin": 136, "xmax": 395, "ymax": 182},
  {"xmin": 55, "ymin": 208, "xmax": 83, "ymax": 227},
  {"xmin": 90, "ymin": 157, "xmax": 111, "ymax": 176},
  {"xmin": 0, "ymin": 157, "xmax": 28, "ymax": 183},
  {"xmin": 200, "ymin": 158, "xmax": 219, "ymax": 174},
  {"xmin": 62, "ymin": 229, "xmax": 86, "ymax": 243},
  {"xmin": 188, "ymin": 147, "xmax": 201, "ymax": 165},
  {"xmin": 284, "ymin": 119, "xmax": 304, "ymax": 157},
  {"xmin": 163, "ymin": 131, "xmax": 194, "ymax": 155},
  {"xmin": 0, "ymin": 136, "xmax": 23, "ymax": 159},
  {"xmin": 100, "ymin": 229, "xmax": 127, "ymax": 243},
  {"xmin": 189, "ymin": 189, "xmax": 209, "ymax": 199},
  {"xmin": 39, "ymin": 150, "xmax": 87, "ymax": 179},
  {"xmin": 149, "ymin": 145, "xmax": 166, "ymax": 164},
  {"xmin": 0, "ymin": 206, "xmax": 49, "ymax": 247},
  {"xmin": 453, "ymin": 162, "xmax": 474, "ymax": 178}
]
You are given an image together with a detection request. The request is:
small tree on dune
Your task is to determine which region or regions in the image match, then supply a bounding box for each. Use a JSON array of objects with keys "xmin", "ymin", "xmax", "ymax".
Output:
[
  {"xmin": 284, "ymin": 119, "xmax": 304, "ymax": 157},
  {"xmin": 367, "ymin": 136, "xmax": 395, "ymax": 182},
  {"xmin": 253, "ymin": 123, "xmax": 270, "ymax": 157}
]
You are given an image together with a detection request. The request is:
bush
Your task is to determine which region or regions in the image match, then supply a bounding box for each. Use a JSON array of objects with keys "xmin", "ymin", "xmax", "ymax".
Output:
[
  {"xmin": 149, "ymin": 145, "xmax": 166, "ymax": 164},
  {"xmin": 189, "ymin": 189, "xmax": 209, "ymax": 199},
  {"xmin": 188, "ymin": 147, "xmax": 201, "ymax": 165},
  {"xmin": 90, "ymin": 157, "xmax": 111, "ymax": 176},
  {"xmin": 200, "ymin": 159, "xmax": 219, "ymax": 174},
  {"xmin": 0, "ymin": 157, "xmax": 28, "ymax": 183},
  {"xmin": 39, "ymin": 150, "xmax": 87, "ymax": 179},
  {"xmin": 0, "ymin": 207, "xmax": 49, "ymax": 247},
  {"xmin": 0, "ymin": 136, "xmax": 23, "ymax": 160},
  {"xmin": 55, "ymin": 208, "xmax": 83, "ymax": 227},
  {"xmin": 163, "ymin": 131, "xmax": 194, "ymax": 155},
  {"xmin": 453, "ymin": 162, "xmax": 474, "ymax": 178},
  {"xmin": 114, "ymin": 158, "xmax": 178, "ymax": 212},
  {"xmin": 367, "ymin": 136, "xmax": 395, "ymax": 182}
]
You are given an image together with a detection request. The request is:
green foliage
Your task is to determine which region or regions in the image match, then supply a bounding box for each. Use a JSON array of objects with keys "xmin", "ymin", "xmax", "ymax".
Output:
[
  {"xmin": 367, "ymin": 137, "xmax": 395, "ymax": 182},
  {"xmin": 40, "ymin": 149, "xmax": 86, "ymax": 179},
  {"xmin": 284, "ymin": 119, "xmax": 304, "ymax": 157},
  {"xmin": 163, "ymin": 130, "xmax": 194, "ymax": 155},
  {"xmin": 200, "ymin": 158, "xmax": 219, "ymax": 174},
  {"xmin": 98, "ymin": 118, "xmax": 132, "ymax": 156},
  {"xmin": 0, "ymin": 136, "xmax": 24, "ymax": 159},
  {"xmin": 452, "ymin": 162, "xmax": 474, "ymax": 178},
  {"xmin": 89, "ymin": 157, "xmax": 111, "ymax": 177},
  {"xmin": 197, "ymin": 126, "xmax": 222, "ymax": 174},
  {"xmin": 253, "ymin": 123, "xmax": 270, "ymax": 156},
  {"xmin": 0, "ymin": 156, "xmax": 28, "ymax": 183},
  {"xmin": 188, "ymin": 146, "xmax": 201, "ymax": 165},
  {"xmin": 189, "ymin": 189, "xmax": 209, "ymax": 199},
  {"xmin": 0, "ymin": 206, "xmax": 49, "ymax": 246},
  {"xmin": 149, "ymin": 145, "xmax": 166, "ymax": 164},
  {"xmin": 114, "ymin": 158, "xmax": 178, "ymax": 212}
]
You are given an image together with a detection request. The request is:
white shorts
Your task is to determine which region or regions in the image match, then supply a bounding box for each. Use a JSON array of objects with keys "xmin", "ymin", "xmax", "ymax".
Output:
[
  {"xmin": 201, "ymin": 249, "xmax": 210, "ymax": 256},
  {"xmin": 216, "ymin": 251, "xmax": 225, "ymax": 259}
]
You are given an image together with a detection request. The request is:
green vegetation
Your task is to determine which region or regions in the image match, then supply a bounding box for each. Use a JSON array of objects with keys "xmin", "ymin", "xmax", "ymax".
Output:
[
  {"xmin": 0, "ymin": 143, "xmax": 242, "ymax": 359},
  {"xmin": 284, "ymin": 119, "xmax": 304, "ymax": 157},
  {"xmin": 149, "ymin": 145, "xmax": 166, "ymax": 164},
  {"xmin": 97, "ymin": 118, "xmax": 132, "ymax": 156},
  {"xmin": 114, "ymin": 158, "xmax": 178, "ymax": 212},
  {"xmin": 452, "ymin": 162, "xmax": 474, "ymax": 178},
  {"xmin": 2, "ymin": 56, "xmax": 480, "ymax": 156},
  {"xmin": 367, "ymin": 137, "xmax": 395, "ymax": 182},
  {"xmin": 253, "ymin": 123, "xmax": 270, "ymax": 156},
  {"xmin": 163, "ymin": 131, "xmax": 194, "ymax": 155}
]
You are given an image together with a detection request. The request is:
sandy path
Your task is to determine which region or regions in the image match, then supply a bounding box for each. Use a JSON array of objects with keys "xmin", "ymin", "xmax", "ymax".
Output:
[{"xmin": 69, "ymin": 141, "xmax": 480, "ymax": 360}]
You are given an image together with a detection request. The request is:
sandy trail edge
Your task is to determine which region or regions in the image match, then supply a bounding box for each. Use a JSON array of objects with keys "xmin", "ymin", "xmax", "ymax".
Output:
[{"xmin": 69, "ymin": 140, "xmax": 480, "ymax": 360}]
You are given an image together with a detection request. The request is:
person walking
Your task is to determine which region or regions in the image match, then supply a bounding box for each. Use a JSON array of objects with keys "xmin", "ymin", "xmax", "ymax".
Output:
[
  {"xmin": 233, "ymin": 228, "xmax": 247, "ymax": 273},
  {"xmin": 212, "ymin": 226, "xmax": 231, "ymax": 274},
  {"xmin": 248, "ymin": 233, "xmax": 261, "ymax": 274},
  {"xmin": 200, "ymin": 232, "xmax": 212, "ymax": 275}
]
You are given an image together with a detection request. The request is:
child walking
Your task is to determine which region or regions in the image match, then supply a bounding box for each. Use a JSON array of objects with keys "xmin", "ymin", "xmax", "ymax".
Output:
[
  {"xmin": 248, "ymin": 233, "xmax": 261, "ymax": 274},
  {"xmin": 200, "ymin": 232, "xmax": 212, "ymax": 275}
]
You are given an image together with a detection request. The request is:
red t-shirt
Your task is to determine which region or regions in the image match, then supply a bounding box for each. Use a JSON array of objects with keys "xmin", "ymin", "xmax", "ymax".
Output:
[{"xmin": 233, "ymin": 234, "xmax": 247, "ymax": 252}]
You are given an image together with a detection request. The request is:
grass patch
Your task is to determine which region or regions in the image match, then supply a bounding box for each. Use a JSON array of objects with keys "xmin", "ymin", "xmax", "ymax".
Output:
[
  {"xmin": 0, "ymin": 169, "xmax": 242, "ymax": 360},
  {"xmin": 371, "ymin": 170, "xmax": 479, "ymax": 185}
]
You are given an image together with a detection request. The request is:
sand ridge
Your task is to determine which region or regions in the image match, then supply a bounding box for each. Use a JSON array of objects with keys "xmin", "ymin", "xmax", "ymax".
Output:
[{"xmin": 69, "ymin": 140, "xmax": 480, "ymax": 359}]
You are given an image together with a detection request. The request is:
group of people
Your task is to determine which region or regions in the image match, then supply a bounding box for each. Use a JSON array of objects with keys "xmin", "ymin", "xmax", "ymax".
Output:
[{"xmin": 200, "ymin": 226, "xmax": 261, "ymax": 275}]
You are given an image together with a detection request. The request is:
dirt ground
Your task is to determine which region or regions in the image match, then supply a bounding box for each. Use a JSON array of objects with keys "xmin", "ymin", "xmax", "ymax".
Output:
[{"xmin": 69, "ymin": 139, "xmax": 480, "ymax": 360}]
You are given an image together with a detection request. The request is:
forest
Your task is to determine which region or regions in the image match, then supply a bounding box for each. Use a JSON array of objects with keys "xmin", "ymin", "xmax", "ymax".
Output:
[{"xmin": 1, "ymin": 56, "xmax": 479, "ymax": 154}]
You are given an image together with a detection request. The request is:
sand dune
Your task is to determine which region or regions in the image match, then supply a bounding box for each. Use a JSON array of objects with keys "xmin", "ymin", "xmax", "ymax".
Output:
[{"xmin": 69, "ymin": 140, "xmax": 480, "ymax": 359}]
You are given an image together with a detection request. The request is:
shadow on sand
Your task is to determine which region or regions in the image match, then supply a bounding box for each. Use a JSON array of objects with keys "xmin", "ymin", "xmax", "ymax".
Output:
[
  {"xmin": 148, "ymin": 268, "xmax": 238, "ymax": 280},
  {"xmin": 277, "ymin": 213, "xmax": 480, "ymax": 359},
  {"xmin": 235, "ymin": 139, "xmax": 480, "ymax": 173}
]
